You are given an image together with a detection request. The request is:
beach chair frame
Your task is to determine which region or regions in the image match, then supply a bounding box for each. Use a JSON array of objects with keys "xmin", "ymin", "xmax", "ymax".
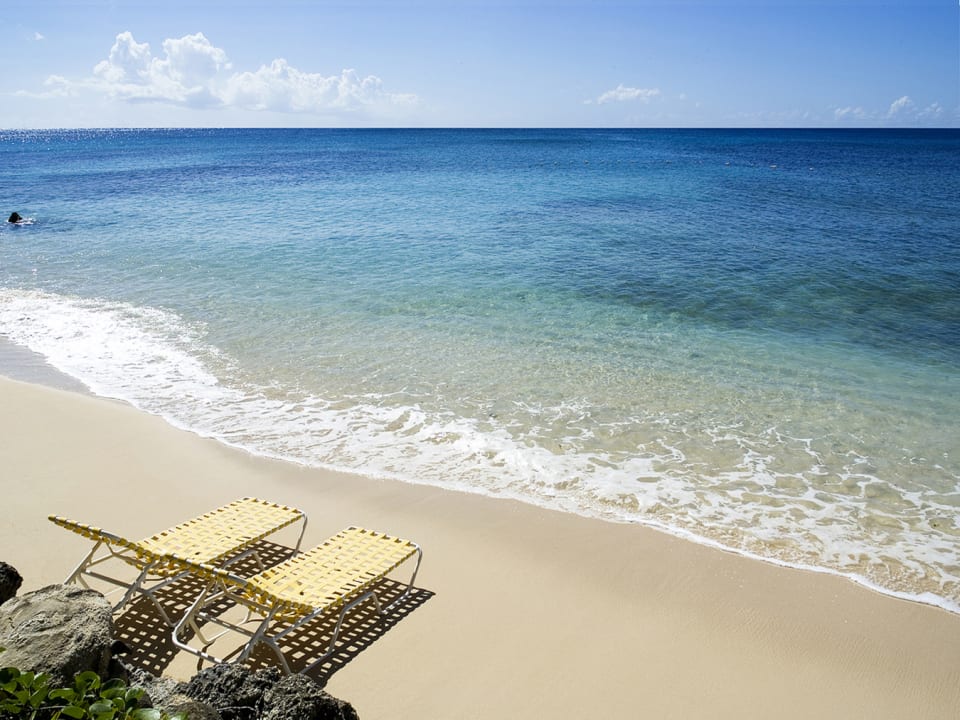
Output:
[
  {"xmin": 49, "ymin": 497, "xmax": 308, "ymax": 625},
  {"xmin": 170, "ymin": 526, "xmax": 422, "ymax": 674}
]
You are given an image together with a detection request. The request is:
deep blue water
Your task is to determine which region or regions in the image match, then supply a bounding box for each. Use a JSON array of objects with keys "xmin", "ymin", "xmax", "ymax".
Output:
[{"xmin": 1, "ymin": 128, "xmax": 958, "ymax": 610}]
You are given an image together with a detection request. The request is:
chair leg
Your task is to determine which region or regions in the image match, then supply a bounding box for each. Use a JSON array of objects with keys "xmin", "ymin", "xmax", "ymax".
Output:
[
  {"xmin": 63, "ymin": 540, "xmax": 104, "ymax": 585},
  {"xmin": 383, "ymin": 546, "xmax": 423, "ymax": 613},
  {"xmin": 236, "ymin": 610, "xmax": 292, "ymax": 675},
  {"xmin": 112, "ymin": 562, "xmax": 158, "ymax": 613},
  {"xmin": 292, "ymin": 514, "xmax": 308, "ymax": 554},
  {"xmin": 64, "ymin": 541, "xmax": 158, "ymax": 615}
]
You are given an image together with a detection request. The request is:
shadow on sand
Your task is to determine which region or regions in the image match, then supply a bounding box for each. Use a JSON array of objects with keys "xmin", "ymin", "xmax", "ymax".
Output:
[{"xmin": 111, "ymin": 539, "xmax": 434, "ymax": 686}]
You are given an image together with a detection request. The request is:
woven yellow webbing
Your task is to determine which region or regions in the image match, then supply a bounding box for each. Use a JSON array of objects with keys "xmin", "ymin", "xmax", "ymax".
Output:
[
  {"xmin": 51, "ymin": 497, "xmax": 303, "ymax": 570},
  {"xmin": 136, "ymin": 497, "xmax": 304, "ymax": 564},
  {"xmin": 48, "ymin": 516, "xmax": 141, "ymax": 553},
  {"xmin": 245, "ymin": 526, "xmax": 419, "ymax": 619}
]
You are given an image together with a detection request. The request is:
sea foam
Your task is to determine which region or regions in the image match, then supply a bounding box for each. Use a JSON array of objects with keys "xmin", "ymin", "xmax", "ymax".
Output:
[{"xmin": 2, "ymin": 286, "xmax": 958, "ymax": 614}]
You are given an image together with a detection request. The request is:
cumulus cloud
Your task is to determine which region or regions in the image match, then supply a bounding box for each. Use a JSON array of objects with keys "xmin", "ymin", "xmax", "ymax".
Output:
[
  {"xmin": 589, "ymin": 84, "xmax": 661, "ymax": 105},
  {"xmin": 89, "ymin": 32, "xmax": 230, "ymax": 107},
  {"xmin": 34, "ymin": 32, "xmax": 45, "ymax": 41},
  {"xmin": 887, "ymin": 95, "xmax": 914, "ymax": 117},
  {"xmin": 45, "ymin": 31, "xmax": 417, "ymax": 117},
  {"xmin": 883, "ymin": 96, "xmax": 943, "ymax": 122},
  {"xmin": 223, "ymin": 60, "xmax": 416, "ymax": 113}
]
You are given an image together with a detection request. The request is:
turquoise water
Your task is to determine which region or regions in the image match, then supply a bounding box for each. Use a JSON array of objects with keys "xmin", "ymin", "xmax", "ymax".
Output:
[{"xmin": 1, "ymin": 128, "xmax": 958, "ymax": 610}]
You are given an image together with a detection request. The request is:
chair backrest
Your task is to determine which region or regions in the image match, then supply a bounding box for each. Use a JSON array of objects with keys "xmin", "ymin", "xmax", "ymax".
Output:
[{"xmin": 48, "ymin": 516, "xmax": 144, "ymax": 555}]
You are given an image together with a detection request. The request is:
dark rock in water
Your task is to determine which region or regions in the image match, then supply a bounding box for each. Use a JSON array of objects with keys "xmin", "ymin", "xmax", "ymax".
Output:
[
  {"xmin": 184, "ymin": 664, "xmax": 359, "ymax": 720},
  {"xmin": 0, "ymin": 561, "xmax": 23, "ymax": 605},
  {"xmin": 0, "ymin": 584, "xmax": 114, "ymax": 687},
  {"xmin": 7, "ymin": 212, "xmax": 22, "ymax": 223}
]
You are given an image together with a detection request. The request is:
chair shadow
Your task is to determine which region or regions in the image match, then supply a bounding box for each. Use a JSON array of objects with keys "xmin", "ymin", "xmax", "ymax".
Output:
[{"xmin": 112, "ymin": 539, "xmax": 434, "ymax": 687}]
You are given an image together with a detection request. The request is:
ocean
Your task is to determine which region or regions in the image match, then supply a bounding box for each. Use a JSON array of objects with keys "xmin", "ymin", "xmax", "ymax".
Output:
[{"xmin": 1, "ymin": 128, "xmax": 958, "ymax": 612}]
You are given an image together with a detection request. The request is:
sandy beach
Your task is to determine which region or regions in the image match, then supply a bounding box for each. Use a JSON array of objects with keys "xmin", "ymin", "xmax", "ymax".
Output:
[{"xmin": 2, "ymin": 374, "xmax": 959, "ymax": 719}]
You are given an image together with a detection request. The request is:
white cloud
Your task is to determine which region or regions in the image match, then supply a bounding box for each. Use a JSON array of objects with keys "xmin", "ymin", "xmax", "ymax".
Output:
[
  {"xmin": 89, "ymin": 32, "xmax": 234, "ymax": 107},
  {"xmin": 93, "ymin": 32, "xmax": 150, "ymax": 84},
  {"xmin": 16, "ymin": 75, "xmax": 74, "ymax": 100},
  {"xmin": 919, "ymin": 101, "xmax": 944, "ymax": 120},
  {"xmin": 884, "ymin": 96, "xmax": 943, "ymax": 122},
  {"xmin": 884, "ymin": 96, "xmax": 946, "ymax": 124},
  {"xmin": 46, "ymin": 31, "xmax": 417, "ymax": 117},
  {"xmin": 34, "ymin": 32, "xmax": 45, "ymax": 41},
  {"xmin": 834, "ymin": 105, "xmax": 867, "ymax": 120},
  {"xmin": 831, "ymin": 96, "xmax": 949, "ymax": 126},
  {"xmin": 223, "ymin": 60, "xmax": 417, "ymax": 113},
  {"xmin": 887, "ymin": 95, "xmax": 914, "ymax": 117},
  {"xmin": 592, "ymin": 84, "xmax": 661, "ymax": 105}
]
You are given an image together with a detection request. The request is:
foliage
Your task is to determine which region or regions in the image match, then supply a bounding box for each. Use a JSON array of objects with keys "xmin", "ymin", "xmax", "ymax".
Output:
[{"xmin": 0, "ymin": 665, "xmax": 185, "ymax": 720}]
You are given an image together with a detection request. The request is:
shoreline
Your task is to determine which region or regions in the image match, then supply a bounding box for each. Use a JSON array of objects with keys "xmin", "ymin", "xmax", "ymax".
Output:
[
  {"xmin": 3, "ymin": 290, "xmax": 958, "ymax": 616},
  {"xmin": 5, "ymin": 339, "xmax": 955, "ymax": 618},
  {"xmin": 2, "ymin": 373, "xmax": 959, "ymax": 718},
  {"xmin": 0, "ymin": 337, "xmax": 91, "ymax": 394}
]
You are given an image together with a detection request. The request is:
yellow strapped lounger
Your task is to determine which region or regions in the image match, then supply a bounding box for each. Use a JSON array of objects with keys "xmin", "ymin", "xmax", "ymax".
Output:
[
  {"xmin": 170, "ymin": 525, "xmax": 422, "ymax": 674},
  {"xmin": 49, "ymin": 497, "xmax": 308, "ymax": 625}
]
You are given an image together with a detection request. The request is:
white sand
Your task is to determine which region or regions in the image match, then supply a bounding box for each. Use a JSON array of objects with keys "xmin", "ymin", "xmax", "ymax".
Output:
[{"xmin": 2, "ymin": 376, "xmax": 958, "ymax": 719}]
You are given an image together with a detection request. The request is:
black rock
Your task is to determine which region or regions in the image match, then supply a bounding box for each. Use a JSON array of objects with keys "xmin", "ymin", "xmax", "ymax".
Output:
[
  {"xmin": 263, "ymin": 673, "xmax": 360, "ymax": 720},
  {"xmin": 0, "ymin": 561, "xmax": 23, "ymax": 605},
  {"xmin": 184, "ymin": 664, "xmax": 359, "ymax": 720}
]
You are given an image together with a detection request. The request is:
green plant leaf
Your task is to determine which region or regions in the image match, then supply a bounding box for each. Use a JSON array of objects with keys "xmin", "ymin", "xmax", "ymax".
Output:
[
  {"xmin": 124, "ymin": 687, "xmax": 145, "ymax": 707},
  {"xmin": 49, "ymin": 687, "xmax": 78, "ymax": 701},
  {"xmin": 74, "ymin": 671, "xmax": 101, "ymax": 695},
  {"xmin": 101, "ymin": 686, "xmax": 125, "ymax": 701},
  {"xmin": 102, "ymin": 678, "xmax": 125, "ymax": 693},
  {"xmin": 0, "ymin": 664, "xmax": 186, "ymax": 720},
  {"xmin": 29, "ymin": 687, "xmax": 49, "ymax": 708},
  {"xmin": 129, "ymin": 708, "xmax": 159, "ymax": 720},
  {"xmin": 131, "ymin": 708, "xmax": 163, "ymax": 720}
]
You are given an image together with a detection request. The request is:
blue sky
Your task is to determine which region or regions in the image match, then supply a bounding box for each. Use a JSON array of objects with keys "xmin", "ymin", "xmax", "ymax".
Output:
[{"xmin": 2, "ymin": 0, "xmax": 957, "ymax": 128}]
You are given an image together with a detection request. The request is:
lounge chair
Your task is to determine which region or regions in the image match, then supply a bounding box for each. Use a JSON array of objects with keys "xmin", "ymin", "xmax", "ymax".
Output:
[
  {"xmin": 170, "ymin": 525, "xmax": 422, "ymax": 674},
  {"xmin": 49, "ymin": 497, "xmax": 308, "ymax": 625}
]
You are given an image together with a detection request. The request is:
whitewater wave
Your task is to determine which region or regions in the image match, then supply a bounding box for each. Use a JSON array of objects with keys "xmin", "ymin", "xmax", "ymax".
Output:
[{"xmin": 1, "ymin": 287, "xmax": 958, "ymax": 614}]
